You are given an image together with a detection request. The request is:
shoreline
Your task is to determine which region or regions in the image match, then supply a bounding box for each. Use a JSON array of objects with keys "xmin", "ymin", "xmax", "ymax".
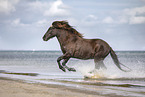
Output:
[{"xmin": 0, "ymin": 77, "xmax": 105, "ymax": 97}]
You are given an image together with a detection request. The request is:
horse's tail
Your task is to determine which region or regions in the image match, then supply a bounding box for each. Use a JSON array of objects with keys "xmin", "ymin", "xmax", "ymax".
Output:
[{"xmin": 110, "ymin": 47, "xmax": 131, "ymax": 72}]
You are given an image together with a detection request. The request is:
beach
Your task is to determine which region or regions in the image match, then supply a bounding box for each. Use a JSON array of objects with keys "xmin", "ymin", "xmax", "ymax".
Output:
[
  {"xmin": 0, "ymin": 51, "xmax": 145, "ymax": 97},
  {"xmin": 0, "ymin": 77, "xmax": 103, "ymax": 97}
]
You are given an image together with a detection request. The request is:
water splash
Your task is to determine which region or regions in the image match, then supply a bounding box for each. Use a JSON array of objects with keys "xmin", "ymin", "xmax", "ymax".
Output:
[{"xmin": 75, "ymin": 58, "xmax": 145, "ymax": 79}]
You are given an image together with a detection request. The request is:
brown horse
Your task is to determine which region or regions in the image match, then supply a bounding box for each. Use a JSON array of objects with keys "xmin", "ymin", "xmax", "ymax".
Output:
[{"xmin": 43, "ymin": 21, "xmax": 130, "ymax": 72}]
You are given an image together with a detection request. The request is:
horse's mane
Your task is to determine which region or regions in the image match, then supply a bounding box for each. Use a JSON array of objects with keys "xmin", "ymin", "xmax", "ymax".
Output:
[{"xmin": 52, "ymin": 21, "xmax": 83, "ymax": 38}]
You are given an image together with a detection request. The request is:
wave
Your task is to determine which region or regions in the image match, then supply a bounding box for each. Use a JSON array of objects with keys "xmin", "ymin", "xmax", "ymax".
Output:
[
  {"xmin": 38, "ymin": 78, "xmax": 145, "ymax": 88},
  {"xmin": 1, "ymin": 69, "xmax": 145, "ymax": 89},
  {"xmin": 0, "ymin": 70, "xmax": 38, "ymax": 76}
]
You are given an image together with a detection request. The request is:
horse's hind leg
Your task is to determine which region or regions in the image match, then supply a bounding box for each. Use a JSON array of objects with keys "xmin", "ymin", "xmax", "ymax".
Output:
[
  {"xmin": 94, "ymin": 60, "xmax": 107, "ymax": 70},
  {"xmin": 62, "ymin": 58, "xmax": 76, "ymax": 72},
  {"xmin": 90, "ymin": 58, "xmax": 106, "ymax": 74},
  {"xmin": 94, "ymin": 52, "xmax": 107, "ymax": 70}
]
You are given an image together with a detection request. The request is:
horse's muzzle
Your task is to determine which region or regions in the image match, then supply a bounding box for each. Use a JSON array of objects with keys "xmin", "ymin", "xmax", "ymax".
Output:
[{"xmin": 43, "ymin": 35, "xmax": 47, "ymax": 41}]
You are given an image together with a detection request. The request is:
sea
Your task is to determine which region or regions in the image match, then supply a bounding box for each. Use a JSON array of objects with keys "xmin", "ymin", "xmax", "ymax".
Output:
[{"xmin": 0, "ymin": 50, "xmax": 145, "ymax": 97}]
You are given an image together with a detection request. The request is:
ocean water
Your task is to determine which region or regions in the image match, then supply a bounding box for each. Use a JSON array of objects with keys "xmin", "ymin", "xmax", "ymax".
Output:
[{"xmin": 0, "ymin": 50, "xmax": 145, "ymax": 97}]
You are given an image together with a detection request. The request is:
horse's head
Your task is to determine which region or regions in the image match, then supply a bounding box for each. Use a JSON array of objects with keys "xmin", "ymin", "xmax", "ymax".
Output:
[
  {"xmin": 43, "ymin": 21, "xmax": 83, "ymax": 41},
  {"xmin": 43, "ymin": 21, "xmax": 68, "ymax": 41},
  {"xmin": 43, "ymin": 25, "xmax": 58, "ymax": 41}
]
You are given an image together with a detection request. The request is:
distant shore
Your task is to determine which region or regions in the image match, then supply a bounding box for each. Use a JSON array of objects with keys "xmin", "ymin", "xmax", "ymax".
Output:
[{"xmin": 0, "ymin": 77, "xmax": 104, "ymax": 97}]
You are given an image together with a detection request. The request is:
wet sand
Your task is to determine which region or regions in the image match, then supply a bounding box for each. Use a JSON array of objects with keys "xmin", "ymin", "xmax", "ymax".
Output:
[{"xmin": 0, "ymin": 77, "xmax": 104, "ymax": 97}]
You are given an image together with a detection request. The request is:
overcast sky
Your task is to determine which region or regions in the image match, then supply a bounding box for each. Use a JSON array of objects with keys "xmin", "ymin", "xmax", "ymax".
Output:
[{"xmin": 0, "ymin": 0, "xmax": 145, "ymax": 51}]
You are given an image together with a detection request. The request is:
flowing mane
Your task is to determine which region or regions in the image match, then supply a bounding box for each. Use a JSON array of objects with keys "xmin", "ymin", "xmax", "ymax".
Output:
[{"xmin": 52, "ymin": 21, "xmax": 83, "ymax": 37}]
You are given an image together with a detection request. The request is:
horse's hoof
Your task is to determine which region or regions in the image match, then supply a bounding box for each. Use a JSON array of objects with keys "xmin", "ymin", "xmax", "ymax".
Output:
[
  {"xmin": 68, "ymin": 68, "xmax": 76, "ymax": 72},
  {"xmin": 60, "ymin": 67, "xmax": 66, "ymax": 72}
]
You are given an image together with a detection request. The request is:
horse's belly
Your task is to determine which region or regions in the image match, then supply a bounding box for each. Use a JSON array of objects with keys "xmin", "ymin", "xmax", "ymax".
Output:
[{"xmin": 73, "ymin": 50, "xmax": 94, "ymax": 59}]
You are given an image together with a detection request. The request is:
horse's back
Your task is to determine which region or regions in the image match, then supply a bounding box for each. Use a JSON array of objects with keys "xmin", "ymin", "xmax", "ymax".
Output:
[{"xmin": 83, "ymin": 38, "xmax": 110, "ymax": 49}]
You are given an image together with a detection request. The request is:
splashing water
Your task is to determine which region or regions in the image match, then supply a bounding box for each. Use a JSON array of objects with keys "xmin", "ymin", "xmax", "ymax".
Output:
[
  {"xmin": 75, "ymin": 61, "xmax": 107, "ymax": 79},
  {"xmin": 74, "ymin": 51, "xmax": 145, "ymax": 79}
]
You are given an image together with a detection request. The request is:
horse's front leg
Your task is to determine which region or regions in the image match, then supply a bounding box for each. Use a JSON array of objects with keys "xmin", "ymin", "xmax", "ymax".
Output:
[
  {"xmin": 57, "ymin": 53, "xmax": 71, "ymax": 72},
  {"xmin": 62, "ymin": 58, "xmax": 76, "ymax": 72},
  {"xmin": 57, "ymin": 56, "xmax": 66, "ymax": 72}
]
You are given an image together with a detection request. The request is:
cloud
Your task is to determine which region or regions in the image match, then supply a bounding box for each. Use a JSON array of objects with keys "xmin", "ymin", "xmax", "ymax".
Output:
[
  {"xmin": 11, "ymin": 18, "xmax": 29, "ymax": 27},
  {"xmin": 29, "ymin": 1, "xmax": 49, "ymax": 12},
  {"xmin": 101, "ymin": 6, "xmax": 145, "ymax": 25},
  {"xmin": 36, "ymin": 19, "xmax": 48, "ymax": 26},
  {"xmin": 102, "ymin": 16, "xmax": 114, "ymax": 24},
  {"xmin": 0, "ymin": 0, "xmax": 19, "ymax": 14},
  {"xmin": 84, "ymin": 15, "xmax": 98, "ymax": 22},
  {"xmin": 124, "ymin": 6, "xmax": 145, "ymax": 16},
  {"xmin": 44, "ymin": 0, "xmax": 70, "ymax": 17},
  {"xmin": 129, "ymin": 16, "xmax": 145, "ymax": 24},
  {"xmin": 28, "ymin": 0, "xmax": 70, "ymax": 17},
  {"xmin": 122, "ymin": 6, "xmax": 145, "ymax": 24},
  {"xmin": 11, "ymin": 18, "xmax": 48, "ymax": 27},
  {"xmin": 81, "ymin": 14, "xmax": 98, "ymax": 26},
  {"xmin": 12, "ymin": 18, "xmax": 20, "ymax": 25}
]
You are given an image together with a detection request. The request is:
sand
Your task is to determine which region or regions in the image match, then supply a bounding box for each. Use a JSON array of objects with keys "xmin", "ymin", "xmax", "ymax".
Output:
[{"xmin": 0, "ymin": 77, "xmax": 104, "ymax": 97}]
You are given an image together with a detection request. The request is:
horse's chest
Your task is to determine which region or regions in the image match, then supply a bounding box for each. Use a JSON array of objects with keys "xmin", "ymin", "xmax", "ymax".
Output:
[{"xmin": 61, "ymin": 45, "xmax": 74, "ymax": 54}]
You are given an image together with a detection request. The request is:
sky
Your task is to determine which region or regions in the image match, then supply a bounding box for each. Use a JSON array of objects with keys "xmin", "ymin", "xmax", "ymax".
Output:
[{"xmin": 0, "ymin": 0, "xmax": 145, "ymax": 51}]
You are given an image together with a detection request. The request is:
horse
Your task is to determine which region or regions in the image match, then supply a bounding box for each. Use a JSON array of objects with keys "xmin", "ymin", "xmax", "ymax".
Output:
[{"xmin": 43, "ymin": 21, "xmax": 130, "ymax": 72}]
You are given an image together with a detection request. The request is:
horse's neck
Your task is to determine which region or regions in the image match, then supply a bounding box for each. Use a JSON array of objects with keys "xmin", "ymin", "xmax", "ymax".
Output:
[{"xmin": 56, "ymin": 30, "xmax": 79, "ymax": 46}]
